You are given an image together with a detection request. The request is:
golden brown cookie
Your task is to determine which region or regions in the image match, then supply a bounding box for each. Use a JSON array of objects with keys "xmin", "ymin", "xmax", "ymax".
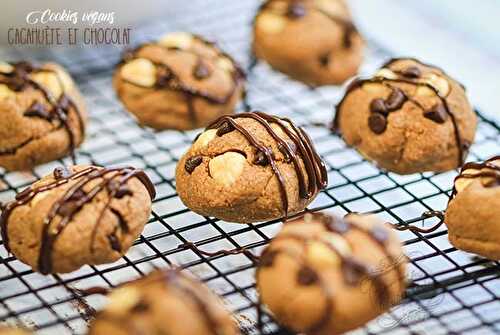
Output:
[
  {"xmin": 445, "ymin": 156, "xmax": 500, "ymax": 260},
  {"xmin": 0, "ymin": 326, "xmax": 31, "ymax": 335},
  {"xmin": 0, "ymin": 61, "xmax": 87, "ymax": 171},
  {"xmin": 113, "ymin": 32, "xmax": 245, "ymax": 130},
  {"xmin": 175, "ymin": 111, "xmax": 328, "ymax": 223},
  {"xmin": 252, "ymin": 0, "xmax": 364, "ymax": 86},
  {"xmin": 334, "ymin": 57, "xmax": 477, "ymax": 174},
  {"xmin": 89, "ymin": 268, "xmax": 240, "ymax": 335},
  {"xmin": 0, "ymin": 165, "xmax": 155, "ymax": 274},
  {"xmin": 257, "ymin": 212, "xmax": 406, "ymax": 335}
]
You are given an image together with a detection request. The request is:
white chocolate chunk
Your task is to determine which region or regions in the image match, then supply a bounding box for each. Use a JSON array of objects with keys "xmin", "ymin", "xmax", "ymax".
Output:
[
  {"xmin": 120, "ymin": 58, "xmax": 157, "ymax": 87},
  {"xmin": 424, "ymin": 73, "xmax": 450, "ymax": 96},
  {"xmin": 0, "ymin": 62, "xmax": 14, "ymax": 74},
  {"xmin": 193, "ymin": 129, "xmax": 217, "ymax": 150},
  {"xmin": 209, "ymin": 152, "xmax": 248, "ymax": 187},
  {"xmin": 375, "ymin": 68, "xmax": 398, "ymax": 80},
  {"xmin": 256, "ymin": 12, "xmax": 287, "ymax": 34},
  {"xmin": 454, "ymin": 169, "xmax": 480, "ymax": 193},
  {"xmin": 158, "ymin": 32, "xmax": 193, "ymax": 49},
  {"xmin": 217, "ymin": 57, "xmax": 234, "ymax": 72},
  {"xmin": 106, "ymin": 287, "xmax": 141, "ymax": 315}
]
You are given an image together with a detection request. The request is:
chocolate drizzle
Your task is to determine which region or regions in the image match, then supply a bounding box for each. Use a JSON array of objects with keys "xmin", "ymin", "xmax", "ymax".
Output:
[
  {"xmin": 0, "ymin": 62, "xmax": 84, "ymax": 163},
  {"xmin": 0, "ymin": 166, "xmax": 156, "ymax": 274},
  {"xmin": 206, "ymin": 111, "xmax": 328, "ymax": 218},
  {"xmin": 452, "ymin": 155, "xmax": 500, "ymax": 196},
  {"xmin": 258, "ymin": 212, "xmax": 405, "ymax": 333},
  {"xmin": 334, "ymin": 58, "xmax": 468, "ymax": 166},
  {"xmin": 118, "ymin": 35, "xmax": 245, "ymax": 126}
]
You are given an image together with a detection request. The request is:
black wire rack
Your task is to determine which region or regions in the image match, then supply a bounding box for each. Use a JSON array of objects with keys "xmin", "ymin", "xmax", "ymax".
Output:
[{"xmin": 1, "ymin": 1, "xmax": 500, "ymax": 334}]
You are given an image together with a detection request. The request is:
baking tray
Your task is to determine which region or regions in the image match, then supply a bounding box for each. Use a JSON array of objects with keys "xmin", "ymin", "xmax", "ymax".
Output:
[{"xmin": 0, "ymin": 0, "xmax": 499, "ymax": 334}]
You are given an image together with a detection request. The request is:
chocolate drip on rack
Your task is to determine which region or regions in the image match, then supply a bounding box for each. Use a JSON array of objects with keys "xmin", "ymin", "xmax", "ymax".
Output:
[
  {"xmin": 119, "ymin": 35, "xmax": 245, "ymax": 126},
  {"xmin": 390, "ymin": 210, "xmax": 445, "ymax": 234},
  {"xmin": 179, "ymin": 241, "xmax": 260, "ymax": 263},
  {"xmin": 0, "ymin": 62, "xmax": 84, "ymax": 163},
  {"xmin": 258, "ymin": 212, "xmax": 404, "ymax": 333},
  {"xmin": 333, "ymin": 59, "xmax": 467, "ymax": 166},
  {"xmin": 0, "ymin": 166, "xmax": 155, "ymax": 274},
  {"xmin": 206, "ymin": 111, "xmax": 328, "ymax": 218}
]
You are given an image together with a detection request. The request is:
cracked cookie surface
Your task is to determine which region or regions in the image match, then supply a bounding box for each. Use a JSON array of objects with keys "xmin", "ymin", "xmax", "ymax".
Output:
[
  {"xmin": 0, "ymin": 165, "xmax": 155, "ymax": 274},
  {"xmin": 0, "ymin": 61, "xmax": 87, "ymax": 171},
  {"xmin": 113, "ymin": 32, "xmax": 245, "ymax": 130},
  {"xmin": 445, "ymin": 156, "xmax": 500, "ymax": 260},
  {"xmin": 257, "ymin": 212, "xmax": 406, "ymax": 335},
  {"xmin": 253, "ymin": 0, "xmax": 364, "ymax": 86},
  {"xmin": 89, "ymin": 269, "xmax": 240, "ymax": 335},
  {"xmin": 175, "ymin": 111, "xmax": 327, "ymax": 223},
  {"xmin": 334, "ymin": 57, "xmax": 476, "ymax": 174}
]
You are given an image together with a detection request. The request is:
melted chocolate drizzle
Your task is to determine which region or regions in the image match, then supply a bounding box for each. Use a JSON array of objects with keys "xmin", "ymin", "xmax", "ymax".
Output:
[
  {"xmin": 0, "ymin": 166, "xmax": 156, "ymax": 274},
  {"xmin": 205, "ymin": 111, "xmax": 328, "ymax": 218},
  {"xmin": 258, "ymin": 212, "xmax": 405, "ymax": 333},
  {"xmin": 334, "ymin": 58, "xmax": 468, "ymax": 166},
  {"xmin": 118, "ymin": 35, "xmax": 245, "ymax": 126},
  {"xmin": 0, "ymin": 62, "xmax": 84, "ymax": 163},
  {"xmin": 452, "ymin": 155, "xmax": 500, "ymax": 196}
]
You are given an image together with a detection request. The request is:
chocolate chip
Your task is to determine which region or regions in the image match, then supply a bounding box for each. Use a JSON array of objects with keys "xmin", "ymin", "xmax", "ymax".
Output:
[
  {"xmin": 287, "ymin": 2, "xmax": 307, "ymax": 18},
  {"xmin": 185, "ymin": 155, "xmax": 203, "ymax": 173},
  {"xmin": 370, "ymin": 98, "xmax": 388, "ymax": 115},
  {"xmin": 297, "ymin": 266, "xmax": 318, "ymax": 286},
  {"xmin": 53, "ymin": 166, "xmax": 72, "ymax": 180},
  {"xmin": 260, "ymin": 250, "xmax": 278, "ymax": 267},
  {"xmin": 107, "ymin": 233, "xmax": 122, "ymax": 252},
  {"xmin": 385, "ymin": 88, "xmax": 406, "ymax": 110},
  {"xmin": 14, "ymin": 61, "xmax": 34, "ymax": 73},
  {"xmin": 253, "ymin": 150, "xmax": 269, "ymax": 166},
  {"xmin": 156, "ymin": 66, "xmax": 173, "ymax": 87},
  {"xmin": 216, "ymin": 121, "xmax": 234, "ymax": 136},
  {"xmin": 131, "ymin": 299, "xmax": 150, "ymax": 313},
  {"xmin": 424, "ymin": 103, "xmax": 448, "ymax": 124},
  {"xmin": 319, "ymin": 53, "xmax": 330, "ymax": 67},
  {"xmin": 24, "ymin": 102, "xmax": 51, "ymax": 120},
  {"xmin": 193, "ymin": 61, "xmax": 211, "ymax": 80},
  {"xmin": 400, "ymin": 66, "xmax": 421, "ymax": 78},
  {"xmin": 368, "ymin": 113, "xmax": 387, "ymax": 134}
]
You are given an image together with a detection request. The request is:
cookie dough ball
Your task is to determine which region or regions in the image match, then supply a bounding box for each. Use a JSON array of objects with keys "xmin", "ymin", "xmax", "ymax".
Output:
[
  {"xmin": 253, "ymin": 0, "xmax": 364, "ymax": 86},
  {"xmin": 113, "ymin": 32, "xmax": 245, "ymax": 130},
  {"xmin": 257, "ymin": 212, "xmax": 406, "ymax": 335},
  {"xmin": 445, "ymin": 156, "xmax": 500, "ymax": 259},
  {"xmin": 89, "ymin": 269, "xmax": 240, "ymax": 335},
  {"xmin": 334, "ymin": 57, "xmax": 476, "ymax": 174},
  {"xmin": 175, "ymin": 111, "xmax": 328, "ymax": 223},
  {"xmin": 0, "ymin": 165, "xmax": 155, "ymax": 274},
  {"xmin": 0, "ymin": 61, "xmax": 87, "ymax": 171}
]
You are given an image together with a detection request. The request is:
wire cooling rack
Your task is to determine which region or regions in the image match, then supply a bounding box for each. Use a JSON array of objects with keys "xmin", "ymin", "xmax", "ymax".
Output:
[{"xmin": 1, "ymin": 1, "xmax": 500, "ymax": 334}]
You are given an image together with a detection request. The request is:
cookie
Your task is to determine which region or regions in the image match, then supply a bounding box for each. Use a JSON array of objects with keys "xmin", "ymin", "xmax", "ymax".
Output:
[
  {"xmin": 445, "ymin": 156, "xmax": 500, "ymax": 260},
  {"xmin": 257, "ymin": 212, "xmax": 406, "ymax": 334},
  {"xmin": 0, "ymin": 61, "xmax": 87, "ymax": 171},
  {"xmin": 175, "ymin": 111, "xmax": 328, "ymax": 223},
  {"xmin": 113, "ymin": 32, "xmax": 245, "ymax": 130},
  {"xmin": 0, "ymin": 327, "xmax": 30, "ymax": 335},
  {"xmin": 334, "ymin": 57, "xmax": 477, "ymax": 174},
  {"xmin": 252, "ymin": 0, "xmax": 364, "ymax": 86},
  {"xmin": 89, "ymin": 268, "xmax": 240, "ymax": 335},
  {"xmin": 0, "ymin": 165, "xmax": 155, "ymax": 274}
]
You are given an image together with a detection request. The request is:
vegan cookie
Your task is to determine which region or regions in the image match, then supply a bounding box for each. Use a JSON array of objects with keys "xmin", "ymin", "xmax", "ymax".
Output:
[
  {"xmin": 0, "ymin": 165, "xmax": 155, "ymax": 274},
  {"xmin": 445, "ymin": 156, "xmax": 500, "ymax": 260},
  {"xmin": 257, "ymin": 212, "xmax": 406, "ymax": 335},
  {"xmin": 175, "ymin": 111, "xmax": 328, "ymax": 223},
  {"xmin": 334, "ymin": 57, "xmax": 477, "ymax": 174},
  {"xmin": 113, "ymin": 32, "xmax": 245, "ymax": 130},
  {"xmin": 0, "ymin": 61, "xmax": 86, "ymax": 171},
  {"xmin": 252, "ymin": 0, "xmax": 364, "ymax": 86},
  {"xmin": 89, "ymin": 268, "xmax": 240, "ymax": 335}
]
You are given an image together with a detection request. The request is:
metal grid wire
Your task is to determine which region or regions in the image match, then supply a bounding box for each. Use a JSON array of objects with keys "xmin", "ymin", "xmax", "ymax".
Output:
[{"xmin": 1, "ymin": 0, "xmax": 500, "ymax": 334}]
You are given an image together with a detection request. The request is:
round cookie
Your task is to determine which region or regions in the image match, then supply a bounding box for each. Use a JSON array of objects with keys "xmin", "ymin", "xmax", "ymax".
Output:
[
  {"xmin": 0, "ymin": 165, "xmax": 155, "ymax": 274},
  {"xmin": 0, "ymin": 61, "xmax": 87, "ymax": 171},
  {"xmin": 252, "ymin": 0, "xmax": 364, "ymax": 86},
  {"xmin": 334, "ymin": 57, "xmax": 477, "ymax": 174},
  {"xmin": 257, "ymin": 212, "xmax": 406, "ymax": 335},
  {"xmin": 445, "ymin": 156, "xmax": 500, "ymax": 260},
  {"xmin": 175, "ymin": 111, "xmax": 328, "ymax": 223},
  {"xmin": 89, "ymin": 268, "xmax": 240, "ymax": 335},
  {"xmin": 113, "ymin": 32, "xmax": 245, "ymax": 130}
]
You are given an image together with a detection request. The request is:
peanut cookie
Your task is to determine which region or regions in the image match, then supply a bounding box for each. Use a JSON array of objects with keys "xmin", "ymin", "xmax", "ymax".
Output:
[
  {"xmin": 175, "ymin": 111, "xmax": 328, "ymax": 223},
  {"xmin": 0, "ymin": 61, "xmax": 87, "ymax": 171},
  {"xmin": 334, "ymin": 57, "xmax": 476, "ymax": 174},
  {"xmin": 257, "ymin": 212, "xmax": 406, "ymax": 335},
  {"xmin": 445, "ymin": 156, "xmax": 500, "ymax": 260},
  {"xmin": 113, "ymin": 32, "xmax": 245, "ymax": 130},
  {"xmin": 0, "ymin": 165, "xmax": 155, "ymax": 274},
  {"xmin": 89, "ymin": 268, "xmax": 240, "ymax": 335},
  {"xmin": 252, "ymin": 0, "xmax": 364, "ymax": 86}
]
